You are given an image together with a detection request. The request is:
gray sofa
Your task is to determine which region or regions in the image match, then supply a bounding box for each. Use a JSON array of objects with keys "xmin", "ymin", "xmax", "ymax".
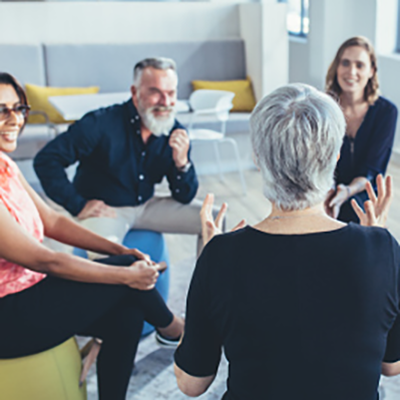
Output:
[{"xmin": 0, "ymin": 40, "xmax": 251, "ymax": 160}]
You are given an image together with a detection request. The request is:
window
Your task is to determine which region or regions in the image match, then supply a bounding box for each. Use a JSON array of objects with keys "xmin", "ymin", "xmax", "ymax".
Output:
[
  {"xmin": 397, "ymin": 0, "xmax": 400, "ymax": 52},
  {"xmin": 279, "ymin": 0, "xmax": 309, "ymax": 37}
]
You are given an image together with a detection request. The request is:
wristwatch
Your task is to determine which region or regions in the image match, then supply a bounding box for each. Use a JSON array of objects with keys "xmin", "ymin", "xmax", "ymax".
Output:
[{"xmin": 177, "ymin": 161, "xmax": 192, "ymax": 173}]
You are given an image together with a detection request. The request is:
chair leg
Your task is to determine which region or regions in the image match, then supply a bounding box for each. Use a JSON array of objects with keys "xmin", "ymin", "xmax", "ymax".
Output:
[
  {"xmin": 213, "ymin": 142, "xmax": 224, "ymax": 181},
  {"xmin": 225, "ymin": 138, "xmax": 247, "ymax": 195}
]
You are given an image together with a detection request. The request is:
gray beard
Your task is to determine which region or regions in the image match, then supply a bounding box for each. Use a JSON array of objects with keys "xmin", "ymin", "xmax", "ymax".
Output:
[{"xmin": 138, "ymin": 104, "xmax": 176, "ymax": 137}]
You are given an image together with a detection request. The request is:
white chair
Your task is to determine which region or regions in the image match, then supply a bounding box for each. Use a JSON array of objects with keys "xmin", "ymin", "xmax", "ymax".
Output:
[{"xmin": 188, "ymin": 89, "xmax": 247, "ymax": 195}]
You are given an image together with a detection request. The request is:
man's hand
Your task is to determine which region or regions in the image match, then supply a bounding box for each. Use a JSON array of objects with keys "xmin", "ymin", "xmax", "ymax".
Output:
[
  {"xmin": 200, "ymin": 193, "xmax": 246, "ymax": 247},
  {"xmin": 351, "ymin": 174, "xmax": 393, "ymax": 227},
  {"xmin": 169, "ymin": 129, "xmax": 190, "ymax": 169},
  {"xmin": 77, "ymin": 200, "xmax": 117, "ymax": 220}
]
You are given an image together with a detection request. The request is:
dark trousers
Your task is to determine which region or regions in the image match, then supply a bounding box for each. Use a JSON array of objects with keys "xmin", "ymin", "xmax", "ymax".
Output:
[{"xmin": 0, "ymin": 254, "xmax": 173, "ymax": 400}]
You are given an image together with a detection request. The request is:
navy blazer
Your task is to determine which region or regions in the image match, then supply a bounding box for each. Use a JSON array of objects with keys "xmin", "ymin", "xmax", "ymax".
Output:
[
  {"xmin": 34, "ymin": 99, "xmax": 198, "ymax": 216},
  {"xmin": 336, "ymin": 96, "xmax": 398, "ymax": 186}
]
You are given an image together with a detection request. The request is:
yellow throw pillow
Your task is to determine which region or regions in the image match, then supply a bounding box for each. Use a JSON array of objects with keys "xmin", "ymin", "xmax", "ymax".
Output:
[
  {"xmin": 191, "ymin": 77, "xmax": 256, "ymax": 112},
  {"xmin": 25, "ymin": 84, "xmax": 100, "ymax": 124}
]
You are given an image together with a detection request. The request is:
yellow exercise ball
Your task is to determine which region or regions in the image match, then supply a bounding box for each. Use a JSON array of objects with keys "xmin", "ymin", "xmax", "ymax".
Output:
[{"xmin": 0, "ymin": 337, "xmax": 87, "ymax": 400}]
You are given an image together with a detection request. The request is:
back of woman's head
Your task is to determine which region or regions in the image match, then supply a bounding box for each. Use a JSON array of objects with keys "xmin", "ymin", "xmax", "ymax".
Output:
[
  {"xmin": 325, "ymin": 36, "xmax": 379, "ymax": 104},
  {"xmin": 250, "ymin": 83, "xmax": 345, "ymax": 210},
  {"xmin": 0, "ymin": 72, "xmax": 27, "ymax": 106}
]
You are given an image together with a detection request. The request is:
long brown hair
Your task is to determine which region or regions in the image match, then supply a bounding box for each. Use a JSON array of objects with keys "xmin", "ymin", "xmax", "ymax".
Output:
[{"xmin": 325, "ymin": 36, "xmax": 379, "ymax": 105}]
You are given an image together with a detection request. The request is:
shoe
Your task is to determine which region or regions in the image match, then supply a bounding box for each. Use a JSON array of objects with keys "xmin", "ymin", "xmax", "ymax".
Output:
[{"xmin": 155, "ymin": 332, "xmax": 181, "ymax": 348}]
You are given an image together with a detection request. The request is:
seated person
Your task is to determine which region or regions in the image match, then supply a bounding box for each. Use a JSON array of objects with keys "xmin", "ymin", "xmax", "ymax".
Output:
[
  {"xmin": 174, "ymin": 84, "xmax": 400, "ymax": 399},
  {"xmin": 325, "ymin": 36, "xmax": 398, "ymax": 222},
  {"xmin": 34, "ymin": 57, "xmax": 206, "ymax": 256},
  {"xmin": 0, "ymin": 72, "xmax": 183, "ymax": 400}
]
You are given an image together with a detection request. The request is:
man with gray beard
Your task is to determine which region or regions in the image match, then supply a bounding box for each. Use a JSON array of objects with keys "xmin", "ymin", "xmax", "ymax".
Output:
[{"xmin": 34, "ymin": 57, "xmax": 204, "ymax": 256}]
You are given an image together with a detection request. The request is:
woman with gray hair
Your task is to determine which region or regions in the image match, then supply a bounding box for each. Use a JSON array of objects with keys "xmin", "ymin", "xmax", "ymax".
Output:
[{"xmin": 174, "ymin": 83, "xmax": 400, "ymax": 399}]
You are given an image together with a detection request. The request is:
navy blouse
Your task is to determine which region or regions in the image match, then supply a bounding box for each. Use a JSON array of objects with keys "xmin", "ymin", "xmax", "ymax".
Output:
[
  {"xmin": 175, "ymin": 224, "xmax": 400, "ymax": 399},
  {"xmin": 335, "ymin": 96, "xmax": 398, "ymax": 186}
]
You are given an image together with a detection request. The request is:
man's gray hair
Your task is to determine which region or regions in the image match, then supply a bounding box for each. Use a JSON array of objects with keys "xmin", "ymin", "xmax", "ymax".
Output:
[
  {"xmin": 250, "ymin": 83, "xmax": 345, "ymax": 210},
  {"xmin": 133, "ymin": 57, "xmax": 177, "ymax": 87}
]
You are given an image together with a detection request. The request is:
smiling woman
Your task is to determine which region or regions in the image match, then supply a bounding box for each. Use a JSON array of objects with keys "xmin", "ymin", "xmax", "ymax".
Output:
[
  {"xmin": 0, "ymin": 75, "xmax": 29, "ymax": 154},
  {"xmin": 0, "ymin": 72, "xmax": 184, "ymax": 400},
  {"xmin": 325, "ymin": 36, "xmax": 398, "ymax": 223}
]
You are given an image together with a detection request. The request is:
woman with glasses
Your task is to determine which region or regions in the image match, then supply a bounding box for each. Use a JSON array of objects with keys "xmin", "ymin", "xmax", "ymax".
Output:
[
  {"xmin": 325, "ymin": 36, "xmax": 398, "ymax": 222},
  {"xmin": 174, "ymin": 84, "xmax": 400, "ymax": 400},
  {"xmin": 0, "ymin": 72, "xmax": 183, "ymax": 400}
]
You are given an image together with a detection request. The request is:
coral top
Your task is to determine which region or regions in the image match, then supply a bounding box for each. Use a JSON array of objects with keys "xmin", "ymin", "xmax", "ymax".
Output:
[{"xmin": 0, "ymin": 152, "xmax": 45, "ymax": 298}]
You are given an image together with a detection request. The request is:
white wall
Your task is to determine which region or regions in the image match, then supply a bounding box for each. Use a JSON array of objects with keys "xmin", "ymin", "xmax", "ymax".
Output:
[{"xmin": 0, "ymin": 3, "xmax": 240, "ymax": 44}]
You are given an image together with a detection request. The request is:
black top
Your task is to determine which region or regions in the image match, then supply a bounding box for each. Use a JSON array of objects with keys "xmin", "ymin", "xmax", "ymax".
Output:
[
  {"xmin": 33, "ymin": 100, "xmax": 198, "ymax": 216},
  {"xmin": 175, "ymin": 224, "xmax": 400, "ymax": 400},
  {"xmin": 335, "ymin": 96, "xmax": 398, "ymax": 186}
]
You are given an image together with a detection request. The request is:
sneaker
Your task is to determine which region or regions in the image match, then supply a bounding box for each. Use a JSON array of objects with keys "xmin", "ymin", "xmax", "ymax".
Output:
[{"xmin": 155, "ymin": 332, "xmax": 181, "ymax": 348}]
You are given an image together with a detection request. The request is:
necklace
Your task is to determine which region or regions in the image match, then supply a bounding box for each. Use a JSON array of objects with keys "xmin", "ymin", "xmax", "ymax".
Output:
[{"xmin": 267, "ymin": 212, "xmax": 326, "ymax": 221}]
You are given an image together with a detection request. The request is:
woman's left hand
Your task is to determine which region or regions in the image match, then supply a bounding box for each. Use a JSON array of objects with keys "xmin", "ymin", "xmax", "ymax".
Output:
[{"xmin": 327, "ymin": 184, "xmax": 349, "ymax": 218}]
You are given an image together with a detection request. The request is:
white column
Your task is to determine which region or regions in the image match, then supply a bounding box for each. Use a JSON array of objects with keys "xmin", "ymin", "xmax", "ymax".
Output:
[{"xmin": 239, "ymin": 2, "xmax": 288, "ymax": 100}]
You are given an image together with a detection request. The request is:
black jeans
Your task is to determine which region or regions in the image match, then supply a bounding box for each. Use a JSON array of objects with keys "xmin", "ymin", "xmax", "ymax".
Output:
[{"xmin": 0, "ymin": 254, "xmax": 173, "ymax": 400}]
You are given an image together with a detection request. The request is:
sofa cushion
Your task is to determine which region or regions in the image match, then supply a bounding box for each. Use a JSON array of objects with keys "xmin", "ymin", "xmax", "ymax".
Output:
[
  {"xmin": 44, "ymin": 40, "xmax": 246, "ymax": 99},
  {"xmin": 0, "ymin": 44, "xmax": 46, "ymax": 86},
  {"xmin": 192, "ymin": 78, "xmax": 256, "ymax": 112},
  {"xmin": 25, "ymin": 84, "xmax": 100, "ymax": 124}
]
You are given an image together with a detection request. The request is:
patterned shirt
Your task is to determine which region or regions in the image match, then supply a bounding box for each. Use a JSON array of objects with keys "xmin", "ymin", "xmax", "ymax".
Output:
[{"xmin": 0, "ymin": 152, "xmax": 45, "ymax": 298}]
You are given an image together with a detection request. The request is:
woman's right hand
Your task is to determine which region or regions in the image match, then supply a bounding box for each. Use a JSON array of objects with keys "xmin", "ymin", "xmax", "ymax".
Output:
[
  {"xmin": 126, "ymin": 260, "xmax": 160, "ymax": 290},
  {"xmin": 351, "ymin": 174, "xmax": 393, "ymax": 227},
  {"xmin": 200, "ymin": 193, "xmax": 246, "ymax": 247}
]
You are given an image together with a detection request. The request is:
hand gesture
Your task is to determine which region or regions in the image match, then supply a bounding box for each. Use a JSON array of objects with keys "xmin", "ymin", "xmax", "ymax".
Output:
[
  {"xmin": 326, "ymin": 184, "xmax": 348, "ymax": 218},
  {"xmin": 169, "ymin": 129, "xmax": 190, "ymax": 169},
  {"xmin": 351, "ymin": 174, "xmax": 392, "ymax": 227},
  {"xmin": 200, "ymin": 193, "xmax": 246, "ymax": 247},
  {"xmin": 126, "ymin": 260, "xmax": 160, "ymax": 290},
  {"xmin": 77, "ymin": 199, "xmax": 117, "ymax": 220}
]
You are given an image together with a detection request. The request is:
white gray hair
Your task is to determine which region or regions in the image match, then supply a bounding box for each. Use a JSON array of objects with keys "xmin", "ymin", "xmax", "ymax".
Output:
[
  {"xmin": 250, "ymin": 83, "xmax": 345, "ymax": 210},
  {"xmin": 133, "ymin": 57, "xmax": 177, "ymax": 87}
]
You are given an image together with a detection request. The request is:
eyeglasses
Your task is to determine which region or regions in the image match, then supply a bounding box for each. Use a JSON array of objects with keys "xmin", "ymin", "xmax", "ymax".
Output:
[{"xmin": 0, "ymin": 105, "xmax": 31, "ymax": 121}]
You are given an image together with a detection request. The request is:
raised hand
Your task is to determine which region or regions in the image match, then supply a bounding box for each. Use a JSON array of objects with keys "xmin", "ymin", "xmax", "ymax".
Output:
[
  {"xmin": 77, "ymin": 199, "xmax": 117, "ymax": 220},
  {"xmin": 200, "ymin": 193, "xmax": 246, "ymax": 246},
  {"xmin": 169, "ymin": 129, "xmax": 190, "ymax": 169},
  {"xmin": 351, "ymin": 174, "xmax": 392, "ymax": 227}
]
